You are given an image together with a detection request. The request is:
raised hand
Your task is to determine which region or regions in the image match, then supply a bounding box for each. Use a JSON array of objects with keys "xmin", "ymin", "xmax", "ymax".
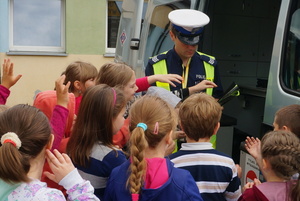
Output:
[
  {"xmin": 55, "ymin": 74, "xmax": 70, "ymax": 108},
  {"xmin": 245, "ymin": 136, "xmax": 261, "ymax": 160},
  {"xmin": 1, "ymin": 59, "xmax": 22, "ymax": 89}
]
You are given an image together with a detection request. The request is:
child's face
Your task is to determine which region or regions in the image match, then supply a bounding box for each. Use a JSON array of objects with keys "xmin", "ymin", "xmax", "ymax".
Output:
[
  {"xmin": 123, "ymin": 72, "xmax": 138, "ymax": 101},
  {"xmin": 112, "ymin": 107, "xmax": 126, "ymax": 135},
  {"xmin": 75, "ymin": 78, "xmax": 96, "ymax": 95}
]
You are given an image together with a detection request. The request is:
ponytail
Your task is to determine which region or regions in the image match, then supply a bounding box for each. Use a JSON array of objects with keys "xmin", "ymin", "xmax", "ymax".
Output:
[
  {"xmin": 0, "ymin": 142, "xmax": 29, "ymax": 183},
  {"xmin": 0, "ymin": 104, "xmax": 52, "ymax": 184},
  {"xmin": 127, "ymin": 126, "xmax": 148, "ymax": 201}
]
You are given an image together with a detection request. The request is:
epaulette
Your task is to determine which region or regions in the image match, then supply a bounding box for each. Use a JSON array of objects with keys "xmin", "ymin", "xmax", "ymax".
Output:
[
  {"xmin": 200, "ymin": 54, "xmax": 217, "ymax": 67},
  {"xmin": 149, "ymin": 53, "xmax": 168, "ymax": 65}
]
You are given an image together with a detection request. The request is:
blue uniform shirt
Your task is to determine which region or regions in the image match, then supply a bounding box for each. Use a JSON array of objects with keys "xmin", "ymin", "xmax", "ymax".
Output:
[{"xmin": 145, "ymin": 48, "xmax": 223, "ymax": 99}]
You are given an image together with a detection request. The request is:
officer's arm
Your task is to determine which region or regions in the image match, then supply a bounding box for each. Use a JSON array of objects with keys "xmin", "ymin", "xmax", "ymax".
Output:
[
  {"xmin": 188, "ymin": 80, "xmax": 217, "ymax": 94},
  {"xmin": 171, "ymin": 80, "xmax": 217, "ymax": 100}
]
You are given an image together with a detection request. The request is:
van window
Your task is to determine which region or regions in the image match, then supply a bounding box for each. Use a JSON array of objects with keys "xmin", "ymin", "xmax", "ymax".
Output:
[
  {"xmin": 282, "ymin": 2, "xmax": 300, "ymax": 92},
  {"xmin": 107, "ymin": 0, "xmax": 148, "ymax": 54}
]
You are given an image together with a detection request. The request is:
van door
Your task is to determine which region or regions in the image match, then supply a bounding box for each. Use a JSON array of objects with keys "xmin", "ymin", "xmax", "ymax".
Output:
[
  {"xmin": 263, "ymin": 0, "xmax": 300, "ymax": 128},
  {"xmin": 115, "ymin": 0, "xmax": 204, "ymax": 77}
]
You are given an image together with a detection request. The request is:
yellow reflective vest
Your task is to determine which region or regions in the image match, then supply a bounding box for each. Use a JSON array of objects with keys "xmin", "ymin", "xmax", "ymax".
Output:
[{"xmin": 152, "ymin": 51, "xmax": 215, "ymax": 96}]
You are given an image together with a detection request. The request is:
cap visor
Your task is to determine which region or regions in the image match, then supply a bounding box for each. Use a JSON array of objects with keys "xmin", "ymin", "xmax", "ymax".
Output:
[{"xmin": 177, "ymin": 35, "xmax": 199, "ymax": 46}]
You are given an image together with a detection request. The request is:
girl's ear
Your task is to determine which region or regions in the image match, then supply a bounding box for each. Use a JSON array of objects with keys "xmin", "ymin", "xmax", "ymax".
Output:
[
  {"xmin": 74, "ymin": 80, "xmax": 82, "ymax": 91},
  {"xmin": 166, "ymin": 130, "xmax": 173, "ymax": 145},
  {"xmin": 46, "ymin": 134, "xmax": 54, "ymax": 150},
  {"xmin": 262, "ymin": 158, "xmax": 272, "ymax": 170}
]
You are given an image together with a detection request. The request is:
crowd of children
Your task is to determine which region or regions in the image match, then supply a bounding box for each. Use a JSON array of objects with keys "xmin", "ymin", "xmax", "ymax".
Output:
[{"xmin": 0, "ymin": 58, "xmax": 300, "ymax": 201}]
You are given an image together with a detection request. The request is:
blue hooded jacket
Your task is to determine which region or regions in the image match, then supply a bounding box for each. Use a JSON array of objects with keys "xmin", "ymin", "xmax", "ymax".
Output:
[{"xmin": 104, "ymin": 159, "xmax": 203, "ymax": 201}]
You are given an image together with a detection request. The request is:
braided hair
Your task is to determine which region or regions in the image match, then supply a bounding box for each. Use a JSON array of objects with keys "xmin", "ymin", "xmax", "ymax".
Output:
[{"xmin": 261, "ymin": 130, "xmax": 300, "ymax": 201}]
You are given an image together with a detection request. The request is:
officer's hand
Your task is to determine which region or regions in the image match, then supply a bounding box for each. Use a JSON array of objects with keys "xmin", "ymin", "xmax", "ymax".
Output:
[
  {"xmin": 147, "ymin": 74, "xmax": 182, "ymax": 87},
  {"xmin": 189, "ymin": 80, "xmax": 217, "ymax": 94}
]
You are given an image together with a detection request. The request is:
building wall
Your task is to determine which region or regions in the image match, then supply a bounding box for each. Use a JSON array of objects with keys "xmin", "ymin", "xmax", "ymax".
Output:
[
  {"xmin": 66, "ymin": 0, "xmax": 106, "ymax": 54},
  {"xmin": 0, "ymin": 0, "xmax": 114, "ymax": 106}
]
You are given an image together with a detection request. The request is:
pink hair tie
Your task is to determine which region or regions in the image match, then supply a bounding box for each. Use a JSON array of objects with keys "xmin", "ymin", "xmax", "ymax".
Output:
[
  {"xmin": 153, "ymin": 122, "xmax": 159, "ymax": 134},
  {"xmin": 131, "ymin": 193, "xmax": 139, "ymax": 201},
  {"xmin": 112, "ymin": 88, "xmax": 117, "ymax": 106}
]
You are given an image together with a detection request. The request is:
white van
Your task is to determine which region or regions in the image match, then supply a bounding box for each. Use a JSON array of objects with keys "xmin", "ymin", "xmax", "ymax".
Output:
[{"xmin": 115, "ymin": 0, "xmax": 300, "ymax": 162}]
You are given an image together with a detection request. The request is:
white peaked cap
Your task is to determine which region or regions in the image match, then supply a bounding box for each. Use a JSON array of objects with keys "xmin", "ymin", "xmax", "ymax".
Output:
[{"xmin": 168, "ymin": 9, "xmax": 210, "ymax": 33}]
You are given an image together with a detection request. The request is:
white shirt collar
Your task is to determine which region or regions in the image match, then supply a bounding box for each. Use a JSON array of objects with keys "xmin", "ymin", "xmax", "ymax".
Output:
[{"xmin": 180, "ymin": 142, "xmax": 213, "ymax": 151}]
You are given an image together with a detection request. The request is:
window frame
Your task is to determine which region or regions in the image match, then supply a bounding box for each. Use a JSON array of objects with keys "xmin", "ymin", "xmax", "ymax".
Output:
[
  {"xmin": 105, "ymin": 0, "xmax": 122, "ymax": 55},
  {"xmin": 9, "ymin": 0, "xmax": 66, "ymax": 53},
  {"xmin": 279, "ymin": 0, "xmax": 300, "ymax": 96}
]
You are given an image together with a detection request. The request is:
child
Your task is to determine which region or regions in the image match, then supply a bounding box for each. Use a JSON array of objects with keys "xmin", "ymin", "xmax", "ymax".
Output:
[
  {"xmin": 1, "ymin": 59, "xmax": 75, "ymax": 195},
  {"xmin": 0, "ymin": 104, "xmax": 99, "ymax": 200},
  {"xmin": 238, "ymin": 130, "xmax": 300, "ymax": 201},
  {"xmin": 104, "ymin": 95, "xmax": 203, "ymax": 201},
  {"xmin": 245, "ymin": 104, "xmax": 300, "ymax": 173},
  {"xmin": 96, "ymin": 62, "xmax": 182, "ymax": 100},
  {"xmin": 169, "ymin": 93, "xmax": 241, "ymax": 201},
  {"xmin": 62, "ymin": 61, "xmax": 98, "ymax": 114},
  {"xmin": 96, "ymin": 62, "xmax": 182, "ymax": 148},
  {"xmin": 66, "ymin": 84, "xmax": 127, "ymax": 200},
  {"xmin": 34, "ymin": 60, "xmax": 97, "ymax": 144}
]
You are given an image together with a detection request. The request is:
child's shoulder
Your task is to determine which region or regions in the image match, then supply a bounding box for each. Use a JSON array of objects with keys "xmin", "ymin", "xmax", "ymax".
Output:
[
  {"xmin": 90, "ymin": 143, "xmax": 123, "ymax": 159},
  {"xmin": 9, "ymin": 180, "xmax": 65, "ymax": 200},
  {"xmin": 170, "ymin": 149, "xmax": 235, "ymax": 166}
]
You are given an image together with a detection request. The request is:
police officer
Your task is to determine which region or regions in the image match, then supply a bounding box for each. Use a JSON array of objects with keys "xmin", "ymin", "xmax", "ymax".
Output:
[{"xmin": 145, "ymin": 9, "xmax": 223, "ymax": 100}]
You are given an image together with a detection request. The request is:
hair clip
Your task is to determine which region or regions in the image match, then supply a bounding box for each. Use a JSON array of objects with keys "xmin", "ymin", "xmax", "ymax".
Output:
[{"xmin": 153, "ymin": 122, "xmax": 159, "ymax": 135}]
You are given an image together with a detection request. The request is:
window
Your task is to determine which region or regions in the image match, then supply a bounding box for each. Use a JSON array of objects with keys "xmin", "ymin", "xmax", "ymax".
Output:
[
  {"xmin": 106, "ymin": 0, "xmax": 148, "ymax": 54},
  {"xmin": 106, "ymin": 0, "xmax": 122, "ymax": 54},
  {"xmin": 281, "ymin": 2, "xmax": 300, "ymax": 92},
  {"xmin": 9, "ymin": 0, "xmax": 65, "ymax": 52}
]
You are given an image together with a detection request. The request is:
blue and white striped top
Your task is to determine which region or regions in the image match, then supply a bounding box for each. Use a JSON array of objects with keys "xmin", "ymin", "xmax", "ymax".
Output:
[
  {"xmin": 169, "ymin": 142, "xmax": 241, "ymax": 201},
  {"xmin": 76, "ymin": 142, "xmax": 127, "ymax": 200}
]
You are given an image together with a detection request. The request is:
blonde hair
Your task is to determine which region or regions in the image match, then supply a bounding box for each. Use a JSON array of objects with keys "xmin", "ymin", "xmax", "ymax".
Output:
[
  {"xmin": 127, "ymin": 95, "xmax": 177, "ymax": 196},
  {"xmin": 179, "ymin": 93, "xmax": 223, "ymax": 141},
  {"xmin": 261, "ymin": 130, "xmax": 300, "ymax": 201},
  {"xmin": 96, "ymin": 63, "xmax": 134, "ymax": 89}
]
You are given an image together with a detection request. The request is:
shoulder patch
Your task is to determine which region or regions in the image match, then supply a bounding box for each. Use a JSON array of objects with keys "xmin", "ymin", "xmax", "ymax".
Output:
[
  {"xmin": 149, "ymin": 53, "xmax": 168, "ymax": 65},
  {"xmin": 200, "ymin": 55, "xmax": 217, "ymax": 66}
]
